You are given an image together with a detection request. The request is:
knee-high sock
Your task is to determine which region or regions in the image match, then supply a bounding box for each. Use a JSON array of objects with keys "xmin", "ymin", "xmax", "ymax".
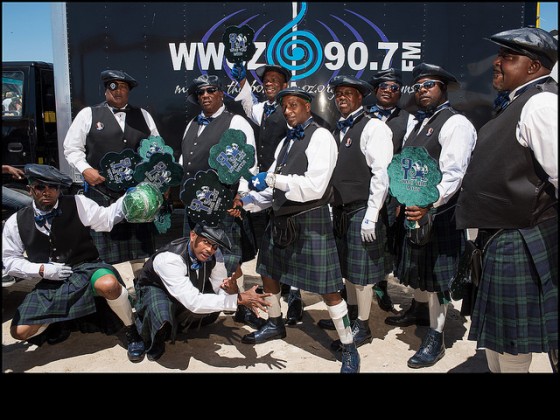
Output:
[
  {"xmin": 106, "ymin": 285, "xmax": 134, "ymax": 326},
  {"xmin": 27, "ymin": 324, "xmax": 49, "ymax": 339},
  {"xmin": 352, "ymin": 282, "xmax": 373, "ymax": 321},
  {"xmin": 266, "ymin": 292, "xmax": 282, "ymax": 318},
  {"xmin": 428, "ymin": 292, "xmax": 447, "ymax": 332},
  {"xmin": 327, "ymin": 300, "xmax": 353, "ymax": 345},
  {"xmin": 414, "ymin": 288, "xmax": 430, "ymax": 303},
  {"xmin": 345, "ymin": 279, "xmax": 357, "ymax": 305},
  {"xmin": 485, "ymin": 349, "xmax": 532, "ymax": 373}
]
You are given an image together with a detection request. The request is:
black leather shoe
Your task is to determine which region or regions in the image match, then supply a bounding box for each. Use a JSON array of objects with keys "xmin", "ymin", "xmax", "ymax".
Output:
[
  {"xmin": 407, "ymin": 328, "xmax": 445, "ymax": 368},
  {"xmin": 285, "ymin": 289, "xmax": 303, "ymax": 325},
  {"xmin": 125, "ymin": 325, "xmax": 146, "ymax": 363},
  {"xmin": 340, "ymin": 342, "xmax": 360, "ymax": 373},
  {"xmin": 46, "ymin": 322, "xmax": 72, "ymax": 345},
  {"xmin": 385, "ymin": 299, "xmax": 429, "ymax": 327},
  {"xmin": 318, "ymin": 304, "xmax": 357, "ymax": 330},
  {"xmin": 281, "ymin": 283, "xmax": 291, "ymax": 296},
  {"xmin": 241, "ymin": 316, "xmax": 286, "ymax": 344},
  {"xmin": 146, "ymin": 322, "xmax": 170, "ymax": 362},
  {"xmin": 234, "ymin": 304, "xmax": 266, "ymax": 330},
  {"xmin": 374, "ymin": 281, "xmax": 394, "ymax": 312},
  {"xmin": 331, "ymin": 318, "xmax": 372, "ymax": 351}
]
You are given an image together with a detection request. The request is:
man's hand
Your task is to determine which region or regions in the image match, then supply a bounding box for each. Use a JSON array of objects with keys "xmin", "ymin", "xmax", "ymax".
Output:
[
  {"xmin": 42, "ymin": 263, "xmax": 73, "ymax": 280},
  {"xmin": 3, "ymin": 165, "xmax": 25, "ymax": 180},
  {"xmin": 361, "ymin": 219, "xmax": 376, "ymax": 242},
  {"xmin": 404, "ymin": 205, "xmax": 431, "ymax": 222},
  {"xmin": 249, "ymin": 172, "xmax": 268, "ymax": 192},
  {"xmin": 238, "ymin": 285, "xmax": 272, "ymax": 314},
  {"xmin": 231, "ymin": 62, "xmax": 247, "ymax": 82},
  {"xmin": 82, "ymin": 168, "xmax": 105, "ymax": 186},
  {"xmin": 220, "ymin": 277, "xmax": 239, "ymax": 294}
]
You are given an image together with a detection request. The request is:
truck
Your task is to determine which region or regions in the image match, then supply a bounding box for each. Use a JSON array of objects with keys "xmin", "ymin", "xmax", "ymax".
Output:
[{"xmin": 2, "ymin": 2, "xmax": 542, "ymax": 184}]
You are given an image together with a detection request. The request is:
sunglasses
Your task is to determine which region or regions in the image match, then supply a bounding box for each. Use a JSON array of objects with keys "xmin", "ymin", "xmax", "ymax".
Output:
[
  {"xmin": 196, "ymin": 87, "xmax": 219, "ymax": 96},
  {"xmin": 31, "ymin": 183, "xmax": 60, "ymax": 192},
  {"xmin": 378, "ymin": 82, "xmax": 400, "ymax": 92},
  {"xmin": 412, "ymin": 80, "xmax": 444, "ymax": 92}
]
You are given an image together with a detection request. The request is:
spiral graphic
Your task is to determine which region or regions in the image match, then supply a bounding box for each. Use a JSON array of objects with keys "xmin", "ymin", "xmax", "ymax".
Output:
[{"xmin": 266, "ymin": 2, "xmax": 323, "ymax": 80}]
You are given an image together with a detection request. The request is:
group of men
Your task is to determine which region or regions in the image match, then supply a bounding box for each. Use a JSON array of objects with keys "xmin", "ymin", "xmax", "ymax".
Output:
[{"xmin": 2, "ymin": 26, "xmax": 557, "ymax": 373}]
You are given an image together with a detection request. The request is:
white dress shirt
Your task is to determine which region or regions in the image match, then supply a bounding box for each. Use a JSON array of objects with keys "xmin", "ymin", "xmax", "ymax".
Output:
[{"xmin": 235, "ymin": 80, "xmax": 266, "ymax": 125}]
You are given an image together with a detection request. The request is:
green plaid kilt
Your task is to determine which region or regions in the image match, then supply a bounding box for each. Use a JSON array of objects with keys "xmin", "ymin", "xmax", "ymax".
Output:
[
  {"xmin": 468, "ymin": 218, "xmax": 558, "ymax": 354},
  {"xmin": 397, "ymin": 207, "xmax": 462, "ymax": 292},
  {"xmin": 257, "ymin": 205, "xmax": 343, "ymax": 294},
  {"xmin": 11, "ymin": 262, "xmax": 126, "ymax": 335},
  {"xmin": 134, "ymin": 281, "xmax": 219, "ymax": 352},
  {"xmin": 86, "ymin": 188, "xmax": 156, "ymax": 264},
  {"xmin": 184, "ymin": 212, "xmax": 242, "ymax": 275},
  {"xmin": 334, "ymin": 207, "xmax": 386, "ymax": 286}
]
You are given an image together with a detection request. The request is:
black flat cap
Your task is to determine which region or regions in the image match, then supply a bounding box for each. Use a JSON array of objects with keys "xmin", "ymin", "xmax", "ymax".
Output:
[
  {"xmin": 369, "ymin": 68, "xmax": 403, "ymax": 88},
  {"xmin": 412, "ymin": 63, "xmax": 458, "ymax": 85},
  {"xmin": 24, "ymin": 164, "xmax": 73, "ymax": 188},
  {"xmin": 193, "ymin": 223, "xmax": 232, "ymax": 252},
  {"xmin": 256, "ymin": 65, "xmax": 292, "ymax": 83},
  {"xmin": 329, "ymin": 75, "xmax": 373, "ymax": 97},
  {"xmin": 187, "ymin": 74, "xmax": 223, "ymax": 102},
  {"xmin": 101, "ymin": 70, "xmax": 139, "ymax": 90},
  {"xmin": 276, "ymin": 86, "xmax": 314, "ymax": 103},
  {"xmin": 487, "ymin": 27, "xmax": 558, "ymax": 70}
]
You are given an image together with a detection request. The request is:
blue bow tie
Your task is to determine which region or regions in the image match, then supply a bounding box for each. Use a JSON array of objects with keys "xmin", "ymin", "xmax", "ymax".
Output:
[
  {"xmin": 415, "ymin": 103, "xmax": 449, "ymax": 124},
  {"xmin": 493, "ymin": 91, "xmax": 511, "ymax": 113},
  {"xmin": 187, "ymin": 243, "xmax": 202, "ymax": 270},
  {"xmin": 369, "ymin": 105, "xmax": 392, "ymax": 120},
  {"xmin": 336, "ymin": 115, "xmax": 355, "ymax": 131},
  {"xmin": 197, "ymin": 115, "xmax": 214, "ymax": 126},
  {"xmin": 287, "ymin": 124, "xmax": 305, "ymax": 141},
  {"xmin": 264, "ymin": 103, "xmax": 277, "ymax": 117},
  {"xmin": 34, "ymin": 208, "xmax": 61, "ymax": 228}
]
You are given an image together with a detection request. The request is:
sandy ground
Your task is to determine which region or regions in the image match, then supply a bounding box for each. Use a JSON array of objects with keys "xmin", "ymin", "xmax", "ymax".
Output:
[{"xmin": 2, "ymin": 259, "xmax": 553, "ymax": 374}]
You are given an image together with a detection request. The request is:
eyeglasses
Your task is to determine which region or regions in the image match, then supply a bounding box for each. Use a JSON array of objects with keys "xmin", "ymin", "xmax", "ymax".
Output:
[
  {"xmin": 412, "ymin": 80, "xmax": 444, "ymax": 92},
  {"xmin": 378, "ymin": 82, "xmax": 400, "ymax": 92},
  {"xmin": 31, "ymin": 183, "xmax": 60, "ymax": 192},
  {"xmin": 200, "ymin": 238, "xmax": 219, "ymax": 250},
  {"xmin": 196, "ymin": 87, "xmax": 219, "ymax": 96}
]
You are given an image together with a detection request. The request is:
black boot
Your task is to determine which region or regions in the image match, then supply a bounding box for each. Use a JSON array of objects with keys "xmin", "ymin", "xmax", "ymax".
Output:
[
  {"xmin": 407, "ymin": 328, "xmax": 445, "ymax": 368},
  {"xmin": 330, "ymin": 318, "xmax": 372, "ymax": 351},
  {"xmin": 318, "ymin": 304, "xmax": 357, "ymax": 330},
  {"xmin": 241, "ymin": 316, "xmax": 286, "ymax": 344},
  {"xmin": 384, "ymin": 299, "xmax": 429, "ymax": 327},
  {"xmin": 285, "ymin": 289, "xmax": 303, "ymax": 325},
  {"xmin": 147, "ymin": 322, "xmax": 170, "ymax": 362},
  {"xmin": 374, "ymin": 280, "xmax": 394, "ymax": 312},
  {"xmin": 125, "ymin": 324, "xmax": 146, "ymax": 363},
  {"xmin": 46, "ymin": 321, "xmax": 72, "ymax": 345},
  {"xmin": 340, "ymin": 341, "xmax": 360, "ymax": 373},
  {"xmin": 234, "ymin": 304, "xmax": 266, "ymax": 329}
]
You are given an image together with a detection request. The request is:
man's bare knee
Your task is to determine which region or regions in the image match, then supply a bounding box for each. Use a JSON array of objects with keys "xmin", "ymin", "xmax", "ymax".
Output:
[{"xmin": 93, "ymin": 275, "xmax": 121, "ymax": 299}]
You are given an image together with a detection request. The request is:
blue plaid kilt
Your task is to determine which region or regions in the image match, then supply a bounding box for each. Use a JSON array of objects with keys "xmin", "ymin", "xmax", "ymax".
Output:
[
  {"xmin": 397, "ymin": 207, "xmax": 462, "ymax": 292},
  {"xmin": 86, "ymin": 187, "xmax": 156, "ymax": 264},
  {"xmin": 257, "ymin": 205, "xmax": 343, "ymax": 294},
  {"xmin": 134, "ymin": 281, "xmax": 219, "ymax": 352},
  {"xmin": 11, "ymin": 262, "xmax": 126, "ymax": 335},
  {"xmin": 468, "ymin": 218, "xmax": 558, "ymax": 354},
  {"xmin": 334, "ymin": 207, "xmax": 386, "ymax": 286},
  {"xmin": 184, "ymin": 212, "xmax": 242, "ymax": 275}
]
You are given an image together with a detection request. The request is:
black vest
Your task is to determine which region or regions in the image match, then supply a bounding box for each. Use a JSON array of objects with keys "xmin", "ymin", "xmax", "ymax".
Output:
[
  {"xmin": 456, "ymin": 83, "xmax": 557, "ymax": 229},
  {"xmin": 386, "ymin": 107, "xmax": 410, "ymax": 154},
  {"xmin": 257, "ymin": 106, "xmax": 287, "ymax": 172},
  {"xmin": 87, "ymin": 103, "xmax": 151, "ymax": 169},
  {"xmin": 16, "ymin": 196, "xmax": 99, "ymax": 266},
  {"xmin": 135, "ymin": 237, "xmax": 217, "ymax": 295},
  {"xmin": 181, "ymin": 112, "xmax": 235, "ymax": 182},
  {"xmin": 272, "ymin": 123, "xmax": 334, "ymax": 216},
  {"xmin": 331, "ymin": 112, "xmax": 372, "ymax": 206}
]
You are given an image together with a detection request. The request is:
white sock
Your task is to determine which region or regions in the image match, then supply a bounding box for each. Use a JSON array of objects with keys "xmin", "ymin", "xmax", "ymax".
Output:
[
  {"xmin": 106, "ymin": 285, "xmax": 134, "ymax": 326},
  {"xmin": 345, "ymin": 279, "xmax": 357, "ymax": 305},
  {"xmin": 428, "ymin": 292, "xmax": 447, "ymax": 332},
  {"xmin": 413, "ymin": 288, "xmax": 430, "ymax": 303},
  {"xmin": 353, "ymin": 283, "xmax": 373, "ymax": 321},
  {"xmin": 327, "ymin": 300, "xmax": 353, "ymax": 345},
  {"xmin": 27, "ymin": 324, "xmax": 49, "ymax": 339},
  {"xmin": 267, "ymin": 292, "xmax": 282, "ymax": 318}
]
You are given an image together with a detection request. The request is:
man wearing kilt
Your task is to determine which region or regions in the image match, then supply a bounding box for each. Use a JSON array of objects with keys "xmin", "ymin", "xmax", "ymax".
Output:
[
  {"xmin": 395, "ymin": 64, "xmax": 477, "ymax": 368},
  {"xmin": 180, "ymin": 74, "xmax": 259, "ymax": 327},
  {"xmin": 63, "ymin": 69, "xmax": 160, "ymax": 278},
  {"xmin": 2, "ymin": 164, "xmax": 145, "ymax": 362},
  {"xmin": 236, "ymin": 87, "xmax": 360, "ymax": 373},
  {"xmin": 456, "ymin": 27, "xmax": 558, "ymax": 373},
  {"xmin": 133, "ymin": 223, "xmax": 271, "ymax": 361},
  {"xmin": 316, "ymin": 75, "xmax": 393, "ymax": 351}
]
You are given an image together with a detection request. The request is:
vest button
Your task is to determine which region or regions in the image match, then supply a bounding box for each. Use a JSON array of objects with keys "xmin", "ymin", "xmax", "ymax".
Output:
[{"xmin": 123, "ymin": 139, "xmax": 127, "ymax": 143}]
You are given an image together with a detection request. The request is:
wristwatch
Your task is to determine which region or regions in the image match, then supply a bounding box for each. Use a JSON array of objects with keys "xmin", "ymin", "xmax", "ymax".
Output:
[{"xmin": 265, "ymin": 173, "xmax": 276, "ymax": 188}]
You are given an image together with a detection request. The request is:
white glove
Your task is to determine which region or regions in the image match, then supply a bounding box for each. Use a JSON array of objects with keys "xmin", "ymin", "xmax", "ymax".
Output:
[
  {"xmin": 361, "ymin": 218, "xmax": 376, "ymax": 242},
  {"xmin": 42, "ymin": 263, "xmax": 73, "ymax": 280}
]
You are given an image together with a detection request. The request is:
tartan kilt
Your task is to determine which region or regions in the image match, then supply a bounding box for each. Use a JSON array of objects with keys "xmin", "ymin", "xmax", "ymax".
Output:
[
  {"xmin": 184, "ymin": 212, "xmax": 242, "ymax": 275},
  {"xmin": 86, "ymin": 187, "xmax": 156, "ymax": 264},
  {"xmin": 468, "ymin": 218, "xmax": 558, "ymax": 354},
  {"xmin": 334, "ymin": 207, "xmax": 385, "ymax": 286},
  {"xmin": 257, "ymin": 205, "xmax": 343, "ymax": 294},
  {"xmin": 11, "ymin": 262, "xmax": 126, "ymax": 335},
  {"xmin": 397, "ymin": 207, "xmax": 462, "ymax": 292}
]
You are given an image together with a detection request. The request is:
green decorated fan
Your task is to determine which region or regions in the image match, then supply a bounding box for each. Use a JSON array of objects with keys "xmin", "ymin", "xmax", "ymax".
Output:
[
  {"xmin": 208, "ymin": 128, "xmax": 255, "ymax": 185},
  {"xmin": 133, "ymin": 152, "xmax": 183, "ymax": 193},
  {"xmin": 99, "ymin": 149, "xmax": 143, "ymax": 191},
  {"xmin": 137, "ymin": 135, "xmax": 175, "ymax": 162}
]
